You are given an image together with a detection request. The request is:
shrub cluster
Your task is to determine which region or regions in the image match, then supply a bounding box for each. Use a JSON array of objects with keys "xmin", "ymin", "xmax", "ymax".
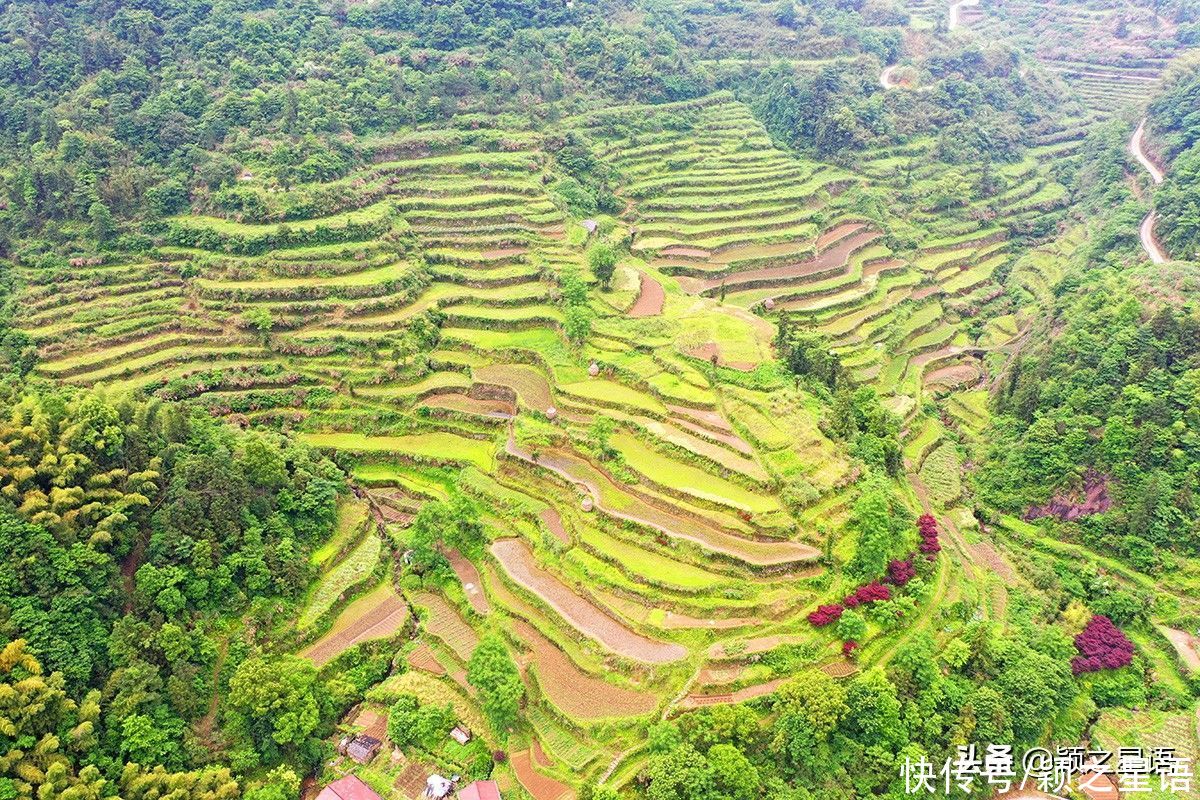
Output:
[
  {"xmin": 918, "ymin": 513, "xmax": 941, "ymax": 558},
  {"xmin": 811, "ymin": 515, "xmax": 941, "ymax": 628},
  {"xmin": 807, "ymin": 604, "xmax": 845, "ymax": 627},
  {"xmin": 844, "ymin": 581, "xmax": 891, "ymax": 607},
  {"xmin": 886, "ymin": 558, "xmax": 915, "ymax": 585},
  {"xmin": 1071, "ymin": 614, "xmax": 1135, "ymax": 675}
]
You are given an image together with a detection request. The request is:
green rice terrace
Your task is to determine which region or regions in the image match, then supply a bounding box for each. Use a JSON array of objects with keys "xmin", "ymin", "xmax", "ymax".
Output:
[{"xmin": 5, "ymin": 0, "xmax": 1200, "ymax": 799}]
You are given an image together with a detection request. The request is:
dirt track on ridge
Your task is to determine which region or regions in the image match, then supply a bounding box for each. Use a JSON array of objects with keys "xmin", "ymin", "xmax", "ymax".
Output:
[{"xmin": 1130, "ymin": 117, "xmax": 1170, "ymax": 264}]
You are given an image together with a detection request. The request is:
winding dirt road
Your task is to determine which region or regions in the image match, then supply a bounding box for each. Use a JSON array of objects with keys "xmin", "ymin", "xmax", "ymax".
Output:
[
  {"xmin": 880, "ymin": 65, "xmax": 900, "ymax": 90},
  {"xmin": 1131, "ymin": 118, "xmax": 1165, "ymax": 185},
  {"xmin": 1130, "ymin": 117, "xmax": 1170, "ymax": 264},
  {"xmin": 1140, "ymin": 212, "xmax": 1168, "ymax": 264}
]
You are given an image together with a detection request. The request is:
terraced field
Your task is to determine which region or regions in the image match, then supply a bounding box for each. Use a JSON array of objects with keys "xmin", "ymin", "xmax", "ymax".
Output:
[
  {"xmin": 582, "ymin": 93, "xmax": 1081, "ymax": 432},
  {"xmin": 11, "ymin": 114, "xmax": 886, "ymax": 781},
  {"xmin": 970, "ymin": 0, "xmax": 1186, "ymax": 114},
  {"xmin": 301, "ymin": 582, "xmax": 409, "ymax": 667},
  {"xmin": 13, "ymin": 78, "xmax": 1151, "ymax": 790}
]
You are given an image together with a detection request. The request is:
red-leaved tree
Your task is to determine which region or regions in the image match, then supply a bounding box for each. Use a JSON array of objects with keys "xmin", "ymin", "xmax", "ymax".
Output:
[
  {"xmin": 844, "ymin": 581, "xmax": 891, "ymax": 607},
  {"xmin": 886, "ymin": 559, "xmax": 915, "ymax": 585},
  {"xmin": 807, "ymin": 604, "xmax": 844, "ymax": 626},
  {"xmin": 918, "ymin": 514, "xmax": 941, "ymax": 558},
  {"xmin": 1071, "ymin": 614, "xmax": 1134, "ymax": 674}
]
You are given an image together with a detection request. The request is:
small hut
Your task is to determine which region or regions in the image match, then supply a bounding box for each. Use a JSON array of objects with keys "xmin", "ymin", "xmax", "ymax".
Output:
[{"xmin": 345, "ymin": 734, "xmax": 382, "ymax": 764}]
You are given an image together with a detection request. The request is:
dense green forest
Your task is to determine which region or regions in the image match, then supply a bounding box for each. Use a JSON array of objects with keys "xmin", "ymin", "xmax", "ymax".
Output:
[
  {"xmin": 1, "ymin": 0, "xmax": 1067, "ymax": 255},
  {"xmin": 1150, "ymin": 60, "xmax": 1200, "ymax": 261},
  {"xmin": 0, "ymin": 383, "xmax": 348, "ymax": 796},
  {"xmin": 980, "ymin": 277, "xmax": 1200, "ymax": 567}
]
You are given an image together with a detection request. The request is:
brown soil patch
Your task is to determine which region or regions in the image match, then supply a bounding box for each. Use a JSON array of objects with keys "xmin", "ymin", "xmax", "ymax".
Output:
[
  {"xmin": 539, "ymin": 508, "xmax": 571, "ymax": 545},
  {"xmin": 628, "ymin": 273, "xmax": 665, "ymax": 318},
  {"xmin": 491, "ymin": 538, "xmax": 687, "ymax": 664},
  {"xmin": 301, "ymin": 591, "xmax": 409, "ymax": 667},
  {"xmin": 395, "ymin": 758, "xmax": 438, "ymax": 800},
  {"xmin": 412, "ymin": 591, "xmax": 479, "ymax": 662},
  {"xmin": 514, "ymin": 620, "xmax": 658, "ymax": 719},
  {"xmin": 680, "ymin": 677, "xmax": 787, "ymax": 709},
  {"xmin": 970, "ymin": 539, "xmax": 1016, "ymax": 583},
  {"xmin": 351, "ymin": 706, "xmax": 389, "ymax": 740},
  {"xmin": 691, "ymin": 230, "xmax": 878, "ymax": 294},
  {"xmin": 910, "ymin": 345, "xmax": 963, "ymax": 370},
  {"xmin": 708, "ymin": 634, "xmax": 807, "ymax": 660},
  {"xmin": 511, "ymin": 750, "xmax": 574, "ymax": 800},
  {"xmin": 820, "ymin": 659, "xmax": 858, "ymax": 678},
  {"xmin": 407, "ymin": 643, "xmax": 447, "ymax": 675},
  {"xmin": 912, "ymin": 284, "xmax": 943, "ymax": 300},
  {"xmin": 925, "ymin": 364, "xmax": 980, "ymax": 388},
  {"xmin": 817, "ymin": 222, "xmax": 865, "ymax": 249},
  {"xmin": 1159, "ymin": 626, "xmax": 1200, "ymax": 673},
  {"xmin": 447, "ymin": 549, "xmax": 490, "ymax": 614},
  {"xmin": 863, "ymin": 258, "xmax": 906, "ymax": 277},
  {"xmin": 377, "ymin": 504, "xmax": 412, "ymax": 524},
  {"xmin": 533, "ymin": 739, "xmax": 553, "ymax": 768},
  {"xmin": 421, "ymin": 393, "xmax": 514, "ymax": 418},
  {"xmin": 598, "ymin": 591, "xmax": 760, "ymax": 630},
  {"xmin": 669, "ymin": 416, "xmax": 754, "ymax": 455},
  {"xmin": 667, "ymin": 404, "xmax": 734, "ymax": 434},
  {"xmin": 696, "ymin": 665, "xmax": 746, "ymax": 686}
]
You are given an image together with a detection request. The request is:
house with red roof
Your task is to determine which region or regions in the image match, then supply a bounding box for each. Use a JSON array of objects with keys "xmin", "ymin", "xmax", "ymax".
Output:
[
  {"xmin": 316, "ymin": 775, "xmax": 383, "ymax": 800},
  {"xmin": 457, "ymin": 780, "xmax": 501, "ymax": 800}
]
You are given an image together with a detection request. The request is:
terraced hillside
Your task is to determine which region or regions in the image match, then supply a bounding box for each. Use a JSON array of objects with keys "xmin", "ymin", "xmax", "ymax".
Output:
[
  {"xmin": 23, "ymin": 89, "xmax": 1079, "ymax": 793},
  {"xmin": 583, "ymin": 93, "xmax": 1078, "ymax": 424},
  {"xmin": 972, "ymin": 0, "xmax": 1187, "ymax": 113},
  {"xmin": 15, "ymin": 115, "xmax": 892, "ymax": 789},
  {"xmin": 15, "ymin": 76, "xmax": 1170, "ymax": 796},
  {"xmin": 12, "ymin": 0, "xmax": 1200, "ymax": 799}
]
